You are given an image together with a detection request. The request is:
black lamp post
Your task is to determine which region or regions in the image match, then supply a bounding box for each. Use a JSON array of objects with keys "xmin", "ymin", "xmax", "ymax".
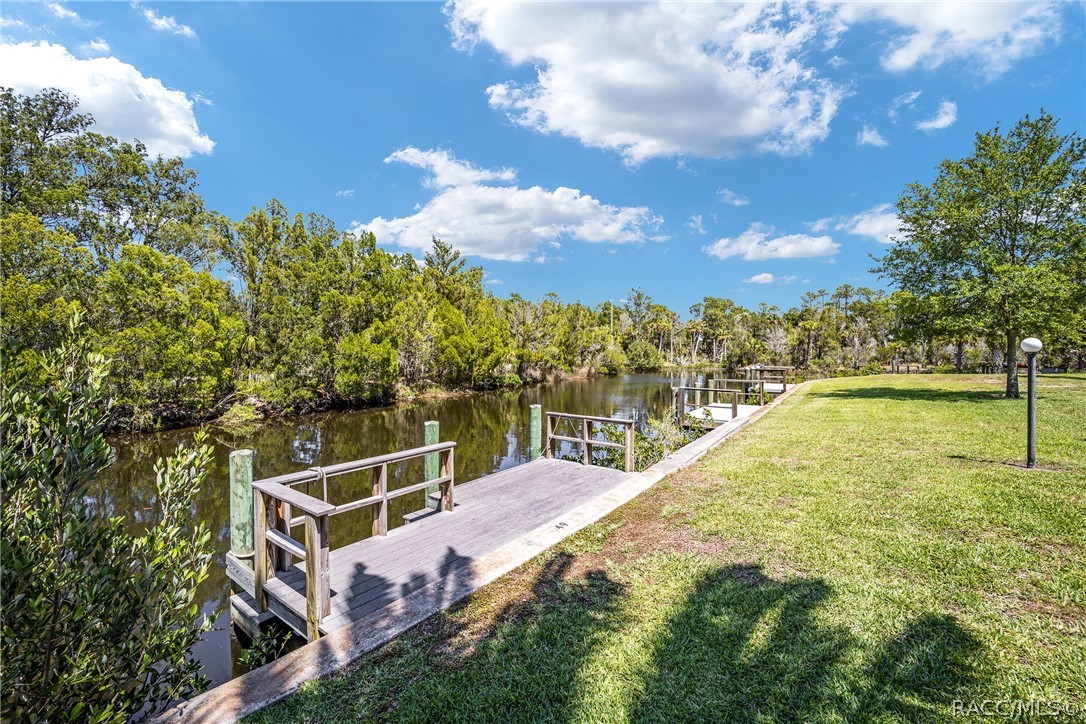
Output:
[{"xmin": 1020, "ymin": 337, "xmax": 1043, "ymax": 468}]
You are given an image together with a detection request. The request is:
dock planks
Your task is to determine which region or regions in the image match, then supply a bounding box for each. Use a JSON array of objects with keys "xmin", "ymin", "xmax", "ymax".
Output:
[{"xmin": 244, "ymin": 458, "xmax": 631, "ymax": 637}]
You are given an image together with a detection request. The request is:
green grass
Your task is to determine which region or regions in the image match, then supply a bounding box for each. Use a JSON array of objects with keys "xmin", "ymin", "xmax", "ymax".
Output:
[{"xmin": 247, "ymin": 374, "xmax": 1085, "ymax": 722}]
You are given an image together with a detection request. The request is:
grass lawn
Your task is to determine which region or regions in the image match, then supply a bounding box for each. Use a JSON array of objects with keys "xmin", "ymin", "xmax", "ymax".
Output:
[{"xmin": 248, "ymin": 373, "xmax": 1085, "ymax": 722}]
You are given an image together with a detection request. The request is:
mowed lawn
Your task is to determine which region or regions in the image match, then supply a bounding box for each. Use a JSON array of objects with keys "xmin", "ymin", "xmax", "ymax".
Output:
[{"xmin": 249, "ymin": 374, "xmax": 1085, "ymax": 722}]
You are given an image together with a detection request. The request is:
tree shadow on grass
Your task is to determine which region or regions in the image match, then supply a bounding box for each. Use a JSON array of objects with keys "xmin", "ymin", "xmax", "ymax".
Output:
[
  {"xmin": 358, "ymin": 558, "xmax": 984, "ymax": 722},
  {"xmin": 631, "ymin": 564, "xmax": 984, "ymax": 722},
  {"xmin": 810, "ymin": 386, "xmax": 1009, "ymax": 405}
]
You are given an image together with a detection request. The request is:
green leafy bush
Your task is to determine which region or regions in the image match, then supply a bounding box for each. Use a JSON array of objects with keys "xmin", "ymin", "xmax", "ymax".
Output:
[
  {"xmin": 625, "ymin": 340, "xmax": 663, "ymax": 371},
  {"xmin": 0, "ymin": 319, "xmax": 216, "ymax": 722}
]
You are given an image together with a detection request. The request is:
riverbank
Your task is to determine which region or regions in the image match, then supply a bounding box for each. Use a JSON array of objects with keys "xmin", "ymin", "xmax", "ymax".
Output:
[
  {"xmin": 246, "ymin": 373, "xmax": 1085, "ymax": 721},
  {"xmin": 110, "ymin": 367, "xmax": 630, "ymax": 435}
]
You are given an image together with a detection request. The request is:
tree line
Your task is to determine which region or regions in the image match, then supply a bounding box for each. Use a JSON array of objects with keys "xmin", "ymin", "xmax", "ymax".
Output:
[{"xmin": 4, "ymin": 88, "xmax": 1083, "ymax": 430}]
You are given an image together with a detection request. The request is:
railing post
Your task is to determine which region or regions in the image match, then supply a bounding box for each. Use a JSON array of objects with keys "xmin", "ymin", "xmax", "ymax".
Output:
[
  {"xmin": 253, "ymin": 489, "xmax": 281, "ymax": 612},
  {"xmin": 439, "ymin": 447, "xmax": 454, "ymax": 511},
  {"xmin": 760, "ymin": 380, "xmax": 765, "ymax": 405},
  {"xmin": 229, "ymin": 449, "xmax": 255, "ymax": 558},
  {"xmin": 624, "ymin": 422, "xmax": 634, "ymax": 472},
  {"xmin": 253, "ymin": 489, "xmax": 268, "ymax": 611},
  {"xmin": 529, "ymin": 404, "xmax": 542, "ymax": 461},
  {"xmin": 731, "ymin": 392, "xmax": 738, "ymax": 419},
  {"xmin": 545, "ymin": 413, "xmax": 555, "ymax": 459},
  {"xmin": 424, "ymin": 420, "xmax": 439, "ymax": 510},
  {"xmin": 304, "ymin": 512, "xmax": 330, "ymax": 642},
  {"xmin": 275, "ymin": 499, "xmax": 291, "ymax": 571},
  {"xmin": 675, "ymin": 387, "xmax": 684, "ymax": 424},
  {"xmin": 583, "ymin": 419, "xmax": 592, "ymax": 466},
  {"xmin": 372, "ymin": 463, "xmax": 388, "ymax": 536}
]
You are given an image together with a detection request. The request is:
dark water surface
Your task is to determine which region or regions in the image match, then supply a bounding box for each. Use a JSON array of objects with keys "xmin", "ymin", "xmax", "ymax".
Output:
[{"xmin": 98, "ymin": 371, "xmax": 731, "ymax": 685}]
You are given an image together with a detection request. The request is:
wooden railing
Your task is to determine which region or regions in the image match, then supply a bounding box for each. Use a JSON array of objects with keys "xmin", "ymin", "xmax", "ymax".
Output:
[
  {"xmin": 544, "ymin": 411, "xmax": 635, "ymax": 473},
  {"xmin": 674, "ymin": 386, "xmax": 739, "ymax": 425},
  {"xmin": 251, "ymin": 441, "xmax": 456, "ymax": 641},
  {"xmin": 710, "ymin": 378, "xmax": 775, "ymax": 405}
]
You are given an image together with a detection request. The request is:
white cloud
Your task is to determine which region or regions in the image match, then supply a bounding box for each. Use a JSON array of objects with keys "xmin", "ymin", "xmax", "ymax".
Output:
[
  {"xmin": 192, "ymin": 92, "xmax": 213, "ymax": 106},
  {"xmin": 686, "ymin": 214, "xmax": 706, "ymax": 235},
  {"xmin": 717, "ymin": 188, "xmax": 750, "ymax": 206},
  {"xmin": 832, "ymin": 203, "xmax": 902, "ymax": 244},
  {"xmin": 744, "ymin": 273, "xmax": 775, "ymax": 284},
  {"xmin": 359, "ymin": 147, "xmax": 661, "ymax": 262},
  {"xmin": 335, "ymin": 189, "xmax": 355, "ymax": 198},
  {"xmin": 704, "ymin": 222, "xmax": 839, "ymax": 261},
  {"xmin": 779, "ymin": 275, "xmax": 797, "ymax": 284},
  {"xmin": 1, "ymin": 17, "xmax": 28, "ymax": 29},
  {"xmin": 916, "ymin": 101, "xmax": 957, "ymax": 131},
  {"xmin": 888, "ymin": 90, "xmax": 921, "ymax": 122},
  {"xmin": 827, "ymin": 55, "xmax": 848, "ymax": 69},
  {"xmin": 45, "ymin": 2, "xmax": 80, "ymax": 21},
  {"xmin": 856, "ymin": 124, "xmax": 889, "ymax": 148},
  {"xmin": 838, "ymin": 1, "xmax": 1061, "ymax": 76},
  {"xmin": 79, "ymin": 38, "xmax": 111, "ymax": 55},
  {"xmin": 385, "ymin": 147, "xmax": 516, "ymax": 189},
  {"xmin": 486, "ymin": 278, "xmax": 503, "ymax": 285},
  {"xmin": 138, "ymin": 5, "xmax": 196, "ymax": 38},
  {"xmin": 0, "ymin": 41, "xmax": 214, "ymax": 158},
  {"xmin": 448, "ymin": 2, "xmax": 846, "ymax": 163}
]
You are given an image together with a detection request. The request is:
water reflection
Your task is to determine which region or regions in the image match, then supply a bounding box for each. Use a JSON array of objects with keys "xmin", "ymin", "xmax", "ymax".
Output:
[{"xmin": 96, "ymin": 370, "xmax": 730, "ymax": 686}]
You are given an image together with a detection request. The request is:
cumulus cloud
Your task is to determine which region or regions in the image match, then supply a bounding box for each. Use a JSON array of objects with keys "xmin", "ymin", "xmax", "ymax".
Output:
[
  {"xmin": 138, "ymin": 5, "xmax": 196, "ymax": 38},
  {"xmin": 45, "ymin": 2, "xmax": 80, "ymax": 22},
  {"xmin": 916, "ymin": 101, "xmax": 958, "ymax": 131},
  {"xmin": 445, "ymin": 2, "xmax": 1061, "ymax": 163},
  {"xmin": 838, "ymin": 1, "xmax": 1061, "ymax": 76},
  {"xmin": 359, "ymin": 147, "xmax": 660, "ymax": 262},
  {"xmin": 833, "ymin": 203, "xmax": 902, "ymax": 244},
  {"xmin": 717, "ymin": 188, "xmax": 750, "ymax": 206},
  {"xmin": 888, "ymin": 90, "xmax": 922, "ymax": 122},
  {"xmin": 704, "ymin": 223, "xmax": 839, "ymax": 261},
  {"xmin": 335, "ymin": 189, "xmax": 355, "ymax": 198},
  {"xmin": 856, "ymin": 124, "xmax": 889, "ymax": 148},
  {"xmin": 744, "ymin": 273, "xmax": 776, "ymax": 284},
  {"xmin": 448, "ymin": 2, "xmax": 846, "ymax": 163},
  {"xmin": 385, "ymin": 147, "xmax": 516, "ymax": 189},
  {"xmin": 0, "ymin": 41, "xmax": 214, "ymax": 158},
  {"xmin": 686, "ymin": 214, "xmax": 706, "ymax": 235},
  {"xmin": 79, "ymin": 38, "xmax": 111, "ymax": 55}
]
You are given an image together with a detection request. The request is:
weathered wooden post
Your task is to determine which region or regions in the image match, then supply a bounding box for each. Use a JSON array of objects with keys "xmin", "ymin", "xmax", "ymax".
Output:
[
  {"xmin": 624, "ymin": 422, "xmax": 634, "ymax": 473},
  {"xmin": 529, "ymin": 404, "xmax": 542, "ymax": 461},
  {"xmin": 229, "ymin": 449, "xmax": 255, "ymax": 558},
  {"xmin": 424, "ymin": 420, "xmax": 439, "ymax": 509}
]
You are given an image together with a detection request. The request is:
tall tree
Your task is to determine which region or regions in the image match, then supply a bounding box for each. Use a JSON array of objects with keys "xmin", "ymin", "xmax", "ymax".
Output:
[{"xmin": 875, "ymin": 111, "xmax": 1085, "ymax": 397}]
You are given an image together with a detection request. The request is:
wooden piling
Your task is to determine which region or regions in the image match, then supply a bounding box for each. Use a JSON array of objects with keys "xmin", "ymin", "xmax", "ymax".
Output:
[
  {"xmin": 229, "ymin": 449, "xmax": 255, "ymax": 558},
  {"xmin": 424, "ymin": 420, "xmax": 439, "ymax": 509},
  {"xmin": 529, "ymin": 404, "xmax": 542, "ymax": 461}
]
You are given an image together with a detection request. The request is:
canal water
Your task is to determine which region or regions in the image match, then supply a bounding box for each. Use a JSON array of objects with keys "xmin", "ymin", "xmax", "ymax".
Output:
[{"xmin": 97, "ymin": 370, "xmax": 734, "ymax": 685}]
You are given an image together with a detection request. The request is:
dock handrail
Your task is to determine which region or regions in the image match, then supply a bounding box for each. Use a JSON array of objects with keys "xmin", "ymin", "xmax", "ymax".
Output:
[
  {"xmin": 544, "ymin": 411, "xmax": 635, "ymax": 472},
  {"xmin": 674, "ymin": 386, "xmax": 739, "ymax": 424},
  {"xmin": 251, "ymin": 441, "xmax": 456, "ymax": 640},
  {"xmin": 709, "ymin": 378, "xmax": 773, "ymax": 405}
]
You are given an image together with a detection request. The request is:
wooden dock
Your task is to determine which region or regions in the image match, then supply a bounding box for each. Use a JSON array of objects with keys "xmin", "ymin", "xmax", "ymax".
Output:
[
  {"xmin": 248, "ymin": 459, "xmax": 630, "ymax": 638},
  {"xmin": 228, "ymin": 411, "xmax": 637, "ymax": 642}
]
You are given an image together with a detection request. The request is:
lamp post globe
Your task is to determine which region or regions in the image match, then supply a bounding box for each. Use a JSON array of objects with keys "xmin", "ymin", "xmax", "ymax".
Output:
[{"xmin": 1020, "ymin": 337, "xmax": 1042, "ymax": 468}]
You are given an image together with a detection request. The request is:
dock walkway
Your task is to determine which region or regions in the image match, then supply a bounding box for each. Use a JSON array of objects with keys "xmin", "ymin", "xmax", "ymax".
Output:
[{"xmin": 237, "ymin": 458, "xmax": 631, "ymax": 639}]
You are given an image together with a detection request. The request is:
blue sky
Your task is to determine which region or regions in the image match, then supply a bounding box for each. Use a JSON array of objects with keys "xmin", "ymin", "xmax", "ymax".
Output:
[{"xmin": 2, "ymin": 1, "xmax": 1083, "ymax": 313}]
